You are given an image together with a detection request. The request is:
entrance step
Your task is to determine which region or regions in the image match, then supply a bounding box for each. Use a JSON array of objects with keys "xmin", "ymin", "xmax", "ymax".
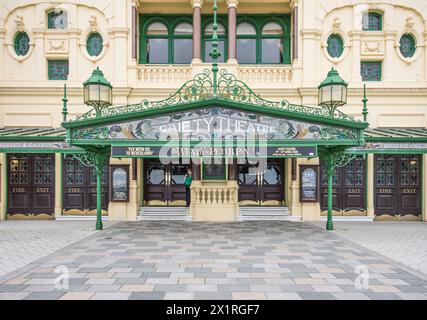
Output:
[
  {"xmin": 238, "ymin": 206, "xmax": 300, "ymax": 221},
  {"xmin": 138, "ymin": 207, "xmax": 191, "ymax": 221}
]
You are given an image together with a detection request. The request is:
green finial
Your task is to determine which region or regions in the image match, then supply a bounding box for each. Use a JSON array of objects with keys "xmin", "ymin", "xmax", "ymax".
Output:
[
  {"xmin": 210, "ymin": 0, "xmax": 221, "ymax": 97},
  {"xmin": 362, "ymin": 83, "xmax": 368, "ymax": 122},
  {"xmin": 62, "ymin": 83, "xmax": 68, "ymax": 122}
]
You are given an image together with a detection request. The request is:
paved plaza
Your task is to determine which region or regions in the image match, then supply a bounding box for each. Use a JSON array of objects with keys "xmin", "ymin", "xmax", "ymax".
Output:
[
  {"xmin": 0, "ymin": 221, "xmax": 426, "ymax": 300},
  {"xmin": 310, "ymin": 221, "xmax": 427, "ymax": 276}
]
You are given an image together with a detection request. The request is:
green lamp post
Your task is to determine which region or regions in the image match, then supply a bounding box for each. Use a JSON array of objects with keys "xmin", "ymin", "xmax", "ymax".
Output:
[
  {"xmin": 319, "ymin": 68, "xmax": 348, "ymax": 231},
  {"xmin": 83, "ymin": 66, "xmax": 113, "ymax": 117},
  {"xmin": 318, "ymin": 67, "xmax": 348, "ymax": 117},
  {"xmin": 83, "ymin": 67, "xmax": 112, "ymax": 231}
]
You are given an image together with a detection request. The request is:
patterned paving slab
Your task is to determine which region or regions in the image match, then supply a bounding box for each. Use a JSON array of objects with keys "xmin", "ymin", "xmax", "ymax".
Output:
[{"xmin": 0, "ymin": 221, "xmax": 426, "ymax": 300}]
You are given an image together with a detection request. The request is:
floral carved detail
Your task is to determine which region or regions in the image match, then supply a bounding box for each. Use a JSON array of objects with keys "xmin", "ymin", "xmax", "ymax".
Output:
[{"xmin": 49, "ymin": 40, "xmax": 66, "ymax": 51}]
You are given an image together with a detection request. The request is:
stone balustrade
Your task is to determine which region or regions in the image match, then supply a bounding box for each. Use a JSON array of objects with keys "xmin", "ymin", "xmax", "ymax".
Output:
[
  {"xmin": 237, "ymin": 65, "xmax": 293, "ymax": 83},
  {"xmin": 135, "ymin": 64, "xmax": 294, "ymax": 88},
  {"xmin": 190, "ymin": 181, "xmax": 239, "ymax": 221}
]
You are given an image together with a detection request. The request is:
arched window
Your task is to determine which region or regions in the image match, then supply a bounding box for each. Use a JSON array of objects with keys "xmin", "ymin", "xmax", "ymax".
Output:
[
  {"xmin": 173, "ymin": 22, "xmax": 193, "ymax": 64},
  {"xmin": 14, "ymin": 32, "xmax": 30, "ymax": 56},
  {"xmin": 236, "ymin": 22, "xmax": 257, "ymax": 64},
  {"xmin": 204, "ymin": 22, "xmax": 226, "ymax": 62},
  {"xmin": 261, "ymin": 22, "xmax": 284, "ymax": 63},
  {"xmin": 362, "ymin": 12, "xmax": 382, "ymax": 31},
  {"xmin": 86, "ymin": 32, "xmax": 103, "ymax": 57},
  {"xmin": 47, "ymin": 10, "xmax": 68, "ymax": 29},
  {"xmin": 327, "ymin": 34, "xmax": 344, "ymax": 58},
  {"xmin": 146, "ymin": 22, "xmax": 169, "ymax": 63},
  {"xmin": 400, "ymin": 34, "xmax": 416, "ymax": 58}
]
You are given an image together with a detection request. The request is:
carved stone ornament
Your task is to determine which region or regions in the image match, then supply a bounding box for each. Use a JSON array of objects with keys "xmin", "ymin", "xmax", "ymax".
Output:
[
  {"xmin": 89, "ymin": 15, "xmax": 98, "ymax": 30},
  {"xmin": 332, "ymin": 17, "xmax": 341, "ymax": 31},
  {"xmin": 405, "ymin": 16, "xmax": 415, "ymax": 29},
  {"xmin": 361, "ymin": 41, "xmax": 383, "ymax": 55}
]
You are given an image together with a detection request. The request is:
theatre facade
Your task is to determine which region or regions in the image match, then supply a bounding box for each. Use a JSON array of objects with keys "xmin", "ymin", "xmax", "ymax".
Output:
[{"xmin": 0, "ymin": 0, "xmax": 427, "ymax": 224}]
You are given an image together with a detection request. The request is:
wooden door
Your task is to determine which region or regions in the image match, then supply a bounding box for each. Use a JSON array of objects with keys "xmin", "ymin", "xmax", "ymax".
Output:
[
  {"xmin": 260, "ymin": 159, "xmax": 284, "ymax": 205},
  {"xmin": 144, "ymin": 159, "xmax": 168, "ymax": 205},
  {"xmin": 31, "ymin": 154, "xmax": 55, "ymax": 215},
  {"xmin": 8, "ymin": 154, "xmax": 31, "ymax": 214},
  {"xmin": 238, "ymin": 162, "xmax": 260, "ymax": 205},
  {"xmin": 375, "ymin": 155, "xmax": 398, "ymax": 216},
  {"xmin": 168, "ymin": 164, "xmax": 187, "ymax": 205},
  {"xmin": 397, "ymin": 155, "xmax": 421, "ymax": 216},
  {"xmin": 63, "ymin": 155, "xmax": 109, "ymax": 214}
]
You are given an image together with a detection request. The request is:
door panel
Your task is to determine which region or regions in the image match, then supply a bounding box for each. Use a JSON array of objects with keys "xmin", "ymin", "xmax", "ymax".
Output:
[
  {"xmin": 321, "ymin": 156, "xmax": 365, "ymax": 214},
  {"xmin": 143, "ymin": 159, "xmax": 187, "ymax": 206},
  {"xmin": 374, "ymin": 155, "xmax": 421, "ymax": 217},
  {"xmin": 238, "ymin": 159, "xmax": 284, "ymax": 205},
  {"xmin": 63, "ymin": 155, "xmax": 109, "ymax": 214},
  {"xmin": 169, "ymin": 164, "xmax": 187, "ymax": 205},
  {"xmin": 398, "ymin": 155, "xmax": 421, "ymax": 215}
]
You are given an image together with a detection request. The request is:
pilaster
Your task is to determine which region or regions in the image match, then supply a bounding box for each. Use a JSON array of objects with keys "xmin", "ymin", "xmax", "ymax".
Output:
[
  {"xmin": 384, "ymin": 31, "xmax": 397, "ymax": 82},
  {"xmin": 191, "ymin": 0, "xmax": 203, "ymax": 63},
  {"xmin": 349, "ymin": 30, "xmax": 363, "ymax": 83},
  {"xmin": 54, "ymin": 153, "xmax": 62, "ymax": 217}
]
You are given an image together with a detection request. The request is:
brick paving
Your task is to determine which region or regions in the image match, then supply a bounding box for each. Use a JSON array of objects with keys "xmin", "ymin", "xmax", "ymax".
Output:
[
  {"xmin": 310, "ymin": 221, "xmax": 427, "ymax": 276},
  {"xmin": 0, "ymin": 221, "xmax": 426, "ymax": 300},
  {"xmin": 0, "ymin": 221, "xmax": 115, "ymax": 277}
]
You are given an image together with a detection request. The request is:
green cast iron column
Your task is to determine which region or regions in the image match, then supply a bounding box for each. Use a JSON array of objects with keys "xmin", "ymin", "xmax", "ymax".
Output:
[
  {"xmin": 96, "ymin": 167, "xmax": 103, "ymax": 231},
  {"xmin": 326, "ymin": 167, "xmax": 334, "ymax": 231}
]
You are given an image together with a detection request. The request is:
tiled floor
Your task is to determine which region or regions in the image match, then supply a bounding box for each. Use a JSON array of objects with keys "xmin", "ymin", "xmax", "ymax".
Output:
[
  {"xmin": 0, "ymin": 221, "xmax": 426, "ymax": 300},
  {"xmin": 0, "ymin": 220, "xmax": 115, "ymax": 277}
]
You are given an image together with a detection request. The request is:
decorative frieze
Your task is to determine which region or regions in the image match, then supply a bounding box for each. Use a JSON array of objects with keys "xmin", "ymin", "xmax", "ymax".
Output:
[
  {"xmin": 45, "ymin": 38, "xmax": 68, "ymax": 54},
  {"xmin": 361, "ymin": 40, "xmax": 384, "ymax": 56}
]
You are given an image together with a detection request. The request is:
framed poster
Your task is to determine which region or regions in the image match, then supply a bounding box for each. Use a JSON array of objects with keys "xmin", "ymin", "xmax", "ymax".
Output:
[
  {"xmin": 109, "ymin": 165, "xmax": 129, "ymax": 202},
  {"xmin": 299, "ymin": 165, "xmax": 319, "ymax": 202},
  {"xmin": 202, "ymin": 159, "xmax": 226, "ymax": 180}
]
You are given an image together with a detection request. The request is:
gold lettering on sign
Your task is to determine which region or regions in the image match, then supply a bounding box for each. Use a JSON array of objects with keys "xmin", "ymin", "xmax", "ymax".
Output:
[
  {"xmin": 403, "ymin": 189, "xmax": 417, "ymax": 194},
  {"xmin": 36, "ymin": 188, "xmax": 49, "ymax": 193},
  {"xmin": 12, "ymin": 188, "xmax": 25, "ymax": 193},
  {"xmin": 379, "ymin": 189, "xmax": 392, "ymax": 194},
  {"xmin": 68, "ymin": 188, "xmax": 81, "ymax": 193}
]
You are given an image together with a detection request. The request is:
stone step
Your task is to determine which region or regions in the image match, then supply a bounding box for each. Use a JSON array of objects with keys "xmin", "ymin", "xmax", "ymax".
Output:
[
  {"xmin": 55, "ymin": 215, "xmax": 109, "ymax": 221},
  {"xmin": 138, "ymin": 206, "xmax": 191, "ymax": 221},
  {"xmin": 238, "ymin": 206, "xmax": 294, "ymax": 221}
]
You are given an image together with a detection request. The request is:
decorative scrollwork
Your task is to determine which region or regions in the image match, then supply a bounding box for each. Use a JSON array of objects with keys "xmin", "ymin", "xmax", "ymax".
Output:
[
  {"xmin": 72, "ymin": 149, "xmax": 110, "ymax": 172},
  {"xmin": 73, "ymin": 68, "xmax": 355, "ymax": 123}
]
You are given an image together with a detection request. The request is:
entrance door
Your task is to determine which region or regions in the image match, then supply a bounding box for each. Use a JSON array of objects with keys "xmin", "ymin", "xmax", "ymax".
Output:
[
  {"xmin": 8, "ymin": 153, "xmax": 55, "ymax": 216},
  {"xmin": 143, "ymin": 159, "xmax": 187, "ymax": 206},
  {"xmin": 320, "ymin": 155, "xmax": 366, "ymax": 214},
  {"xmin": 374, "ymin": 154, "xmax": 421, "ymax": 217},
  {"xmin": 63, "ymin": 155, "xmax": 109, "ymax": 214},
  {"xmin": 238, "ymin": 159, "xmax": 284, "ymax": 206}
]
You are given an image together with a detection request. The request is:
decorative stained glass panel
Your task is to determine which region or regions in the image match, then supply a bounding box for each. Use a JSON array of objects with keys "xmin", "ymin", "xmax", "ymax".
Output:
[
  {"xmin": 14, "ymin": 32, "xmax": 30, "ymax": 56},
  {"xmin": 361, "ymin": 61, "xmax": 381, "ymax": 81},
  {"xmin": 87, "ymin": 32, "xmax": 103, "ymax": 57},
  {"xmin": 362, "ymin": 12, "xmax": 382, "ymax": 31},
  {"xmin": 327, "ymin": 34, "xmax": 343, "ymax": 58},
  {"xmin": 48, "ymin": 60, "xmax": 69, "ymax": 80},
  {"xmin": 400, "ymin": 34, "xmax": 416, "ymax": 58}
]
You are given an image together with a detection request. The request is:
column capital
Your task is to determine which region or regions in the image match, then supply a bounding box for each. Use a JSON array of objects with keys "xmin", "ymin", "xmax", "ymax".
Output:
[
  {"xmin": 226, "ymin": 0, "xmax": 239, "ymax": 9},
  {"xmin": 191, "ymin": 0, "xmax": 203, "ymax": 9}
]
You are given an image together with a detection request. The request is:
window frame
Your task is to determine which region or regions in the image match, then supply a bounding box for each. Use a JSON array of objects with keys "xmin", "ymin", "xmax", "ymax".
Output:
[
  {"xmin": 14, "ymin": 32, "xmax": 30, "ymax": 56},
  {"xmin": 86, "ymin": 32, "xmax": 104, "ymax": 57},
  {"xmin": 361, "ymin": 61, "xmax": 382, "ymax": 82},
  {"xmin": 139, "ymin": 15, "xmax": 193, "ymax": 64},
  {"xmin": 399, "ymin": 33, "xmax": 416, "ymax": 58},
  {"xmin": 362, "ymin": 12, "xmax": 383, "ymax": 31},
  {"xmin": 48, "ymin": 60, "xmax": 69, "ymax": 80},
  {"xmin": 236, "ymin": 15, "xmax": 291, "ymax": 65},
  {"xmin": 326, "ymin": 34, "xmax": 344, "ymax": 58},
  {"xmin": 202, "ymin": 16, "xmax": 228, "ymax": 63}
]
